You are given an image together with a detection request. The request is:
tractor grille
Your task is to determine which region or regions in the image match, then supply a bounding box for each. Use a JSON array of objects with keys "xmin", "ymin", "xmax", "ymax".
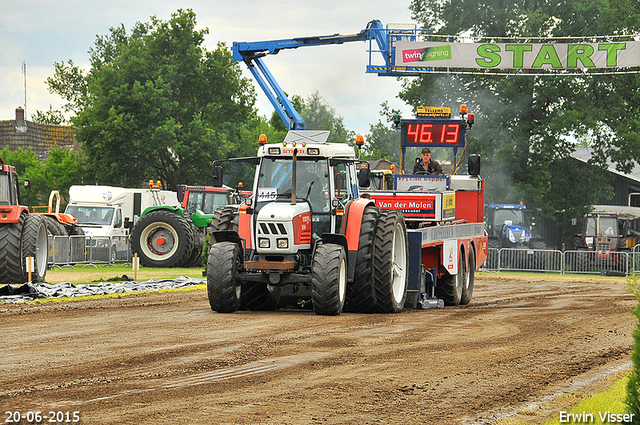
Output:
[
  {"xmin": 259, "ymin": 222, "xmax": 288, "ymax": 236},
  {"xmin": 512, "ymin": 230, "xmax": 524, "ymax": 241},
  {"xmin": 596, "ymin": 236, "xmax": 612, "ymax": 253}
]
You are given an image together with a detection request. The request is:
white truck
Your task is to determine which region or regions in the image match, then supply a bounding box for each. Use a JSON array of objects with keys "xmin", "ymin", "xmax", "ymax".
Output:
[{"xmin": 64, "ymin": 185, "xmax": 179, "ymax": 262}]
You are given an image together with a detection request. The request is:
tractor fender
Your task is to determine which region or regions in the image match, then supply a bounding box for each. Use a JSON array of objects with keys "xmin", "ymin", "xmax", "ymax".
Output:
[
  {"xmin": 140, "ymin": 205, "xmax": 185, "ymax": 218},
  {"xmin": 316, "ymin": 233, "xmax": 354, "ymax": 281},
  {"xmin": 339, "ymin": 198, "xmax": 376, "ymax": 281},
  {"xmin": 0, "ymin": 206, "xmax": 28, "ymax": 223},
  {"xmin": 210, "ymin": 230, "xmax": 245, "ymax": 256},
  {"xmin": 340, "ymin": 198, "xmax": 376, "ymax": 252}
]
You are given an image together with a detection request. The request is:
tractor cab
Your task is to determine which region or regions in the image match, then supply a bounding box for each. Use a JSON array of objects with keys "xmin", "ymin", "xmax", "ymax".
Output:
[
  {"xmin": 0, "ymin": 157, "xmax": 22, "ymax": 207},
  {"xmin": 214, "ymin": 131, "xmax": 363, "ymax": 249},
  {"xmin": 574, "ymin": 206, "xmax": 640, "ymax": 253},
  {"xmin": 585, "ymin": 213, "xmax": 619, "ymax": 250}
]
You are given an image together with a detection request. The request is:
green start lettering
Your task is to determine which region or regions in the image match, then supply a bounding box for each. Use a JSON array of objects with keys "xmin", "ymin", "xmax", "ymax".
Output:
[
  {"xmin": 474, "ymin": 42, "xmax": 627, "ymax": 69},
  {"xmin": 532, "ymin": 45, "xmax": 562, "ymax": 68},
  {"xmin": 568, "ymin": 44, "xmax": 595, "ymax": 67},
  {"xmin": 599, "ymin": 43, "xmax": 626, "ymax": 66},
  {"xmin": 476, "ymin": 44, "xmax": 502, "ymax": 67},
  {"xmin": 505, "ymin": 45, "xmax": 532, "ymax": 68}
]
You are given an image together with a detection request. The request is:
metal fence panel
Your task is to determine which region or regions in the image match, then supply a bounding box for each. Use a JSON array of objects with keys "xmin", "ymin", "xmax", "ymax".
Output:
[
  {"xmin": 481, "ymin": 248, "xmax": 633, "ymax": 275},
  {"xmin": 480, "ymin": 248, "xmax": 563, "ymax": 273},
  {"xmin": 563, "ymin": 250, "xmax": 630, "ymax": 276},
  {"xmin": 70, "ymin": 235, "xmax": 88, "ymax": 264},
  {"xmin": 49, "ymin": 236, "xmax": 71, "ymax": 266},
  {"xmin": 47, "ymin": 235, "xmax": 131, "ymax": 267}
]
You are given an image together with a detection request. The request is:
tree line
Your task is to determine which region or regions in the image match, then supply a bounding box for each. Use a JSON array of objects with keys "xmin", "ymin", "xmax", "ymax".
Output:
[{"xmin": 13, "ymin": 3, "xmax": 640, "ymax": 248}]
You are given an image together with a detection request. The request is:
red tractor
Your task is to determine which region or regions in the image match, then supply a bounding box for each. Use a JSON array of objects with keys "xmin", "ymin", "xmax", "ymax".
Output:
[{"xmin": 0, "ymin": 157, "xmax": 48, "ymax": 283}]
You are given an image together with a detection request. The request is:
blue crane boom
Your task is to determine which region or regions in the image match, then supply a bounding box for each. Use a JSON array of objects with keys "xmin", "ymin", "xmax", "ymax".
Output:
[{"xmin": 232, "ymin": 20, "xmax": 431, "ymax": 130}]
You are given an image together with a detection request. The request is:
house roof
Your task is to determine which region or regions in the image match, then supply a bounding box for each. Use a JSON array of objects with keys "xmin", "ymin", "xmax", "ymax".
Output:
[
  {"xmin": 572, "ymin": 147, "xmax": 640, "ymax": 183},
  {"xmin": 369, "ymin": 158, "xmax": 397, "ymax": 171}
]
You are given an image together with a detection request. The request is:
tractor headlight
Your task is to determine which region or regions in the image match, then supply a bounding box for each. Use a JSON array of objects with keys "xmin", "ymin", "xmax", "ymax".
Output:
[
  {"xmin": 277, "ymin": 238, "xmax": 288, "ymax": 249},
  {"xmin": 259, "ymin": 238, "xmax": 270, "ymax": 248},
  {"xmin": 507, "ymin": 230, "xmax": 517, "ymax": 243}
]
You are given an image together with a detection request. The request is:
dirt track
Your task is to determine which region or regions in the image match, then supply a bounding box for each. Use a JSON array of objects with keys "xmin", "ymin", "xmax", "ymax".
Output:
[{"xmin": 1, "ymin": 273, "xmax": 636, "ymax": 425}]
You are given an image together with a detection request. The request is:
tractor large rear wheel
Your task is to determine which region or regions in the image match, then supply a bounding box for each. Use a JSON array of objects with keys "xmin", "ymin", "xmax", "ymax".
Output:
[
  {"xmin": 207, "ymin": 242, "xmax": 242, "ymax": 313},
  {"xmin": 345, "ymin": 204, "xmax": 378, "ymax": 313},
  {"xmin": 43, "ymin": 215, "xmax": 67, "ymax": 236},
  {"xmin": 184, "ymin": 223, "xmax": 206, "ymax": 267},
  {"xmin": 209, "ymin": 207, "xmax": 237, "ymax": 238},
  {"xmin": 0, "ymin": 216, "xmax": 24, "ymax": 284},
  {"xmin": 130, "ymin": 210, "xmax": 194, "ymax": 268},
  {"xmin": 312, "ymin": 243, "xmax": 347, "ymax": 316},
  {"xmin": 21, "ymin": 214, "xmax": 48, "ymax": 282},
  {"xmin": 373, "ymin": 210, "xmax": 408, "ymax": 313}
]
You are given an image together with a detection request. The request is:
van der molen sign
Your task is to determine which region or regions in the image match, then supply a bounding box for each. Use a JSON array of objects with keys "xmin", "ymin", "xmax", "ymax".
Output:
[{"xmin": 395, "ymin": 40, "xmax": 640, "ymax": 70}]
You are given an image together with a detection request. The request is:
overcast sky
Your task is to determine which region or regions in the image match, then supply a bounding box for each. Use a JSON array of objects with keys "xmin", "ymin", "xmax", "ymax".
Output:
[{"xmin": 0, "ymin": 1, "xmax": 417, "ymax": 137}]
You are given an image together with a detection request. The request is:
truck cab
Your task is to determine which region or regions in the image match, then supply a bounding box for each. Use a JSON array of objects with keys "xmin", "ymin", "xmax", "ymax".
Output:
[
  {"xmin": 65, "ymin": 204, "xmax": 126, "ymax": 238},
  {"xmin": 65, "ymin": 185, "xmax": 179, "ymax": 262}
]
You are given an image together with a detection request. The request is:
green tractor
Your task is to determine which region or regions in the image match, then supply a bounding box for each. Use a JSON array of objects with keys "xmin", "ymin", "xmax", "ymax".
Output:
[{"xmin": 130, "ymin": 184, "xmax": 241, "ymax": 268}]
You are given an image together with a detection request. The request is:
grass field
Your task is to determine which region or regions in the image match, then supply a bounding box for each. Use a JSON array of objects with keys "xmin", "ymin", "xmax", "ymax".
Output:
[{"xmin": 44, "ymin": 263, "xmax": 206, "ymax": 285}]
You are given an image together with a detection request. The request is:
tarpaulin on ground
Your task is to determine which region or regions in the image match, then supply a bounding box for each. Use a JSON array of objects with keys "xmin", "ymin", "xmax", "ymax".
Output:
[{"xmin": 0, "ymin": 276, "xmax": 205, "ymax": 303}]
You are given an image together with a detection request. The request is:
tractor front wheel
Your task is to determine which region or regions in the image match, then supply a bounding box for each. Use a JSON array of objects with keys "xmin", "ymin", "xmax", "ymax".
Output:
[
  {"xmin": 207, "ymin": 242, "xmax": 242, "ymax": 313},
  {"xmin": 312, "ymin": 243, "xmax": 347, "ymax": 316},
  {"xmin": 460, "ymin": 245, "xmax": 475, "ymax": 305},
  {"xmin": 437, "ymin": 246, "xmax": 464, "ymax": 306}
]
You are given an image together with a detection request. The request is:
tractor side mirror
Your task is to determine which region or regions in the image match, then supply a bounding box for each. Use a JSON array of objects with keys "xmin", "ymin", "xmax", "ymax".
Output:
[
  {"xmin": 212, "ymin": 166, "xmax": 224, "ymax": 188},
  {"xmin": 358, "ymin": 167, "xmax": 371, "ymax": 188},
  {"xmin": 176, "ymin": 184, "xmax": 186, "ymax": 203},
  {"xmin": 468, "ymin": 154, "xmax": 481, "ymax": 176}
]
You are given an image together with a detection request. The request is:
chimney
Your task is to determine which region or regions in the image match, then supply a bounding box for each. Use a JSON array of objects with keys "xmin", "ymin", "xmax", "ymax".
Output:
[{"xmin": 14, "ymin": 106, "xmax": 27, "ymax": 133}]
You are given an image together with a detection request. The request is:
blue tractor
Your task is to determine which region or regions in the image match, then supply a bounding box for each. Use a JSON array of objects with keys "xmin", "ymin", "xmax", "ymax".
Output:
[{"xmin": 484, "ymin": 204, "xmax": 547, "ymax": 269}]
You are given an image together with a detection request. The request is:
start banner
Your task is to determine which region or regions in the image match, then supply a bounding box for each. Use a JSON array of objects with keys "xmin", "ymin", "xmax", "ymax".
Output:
[{"xmin": 395, "ymin": 40, "xmax": 640, "ymax": 70}]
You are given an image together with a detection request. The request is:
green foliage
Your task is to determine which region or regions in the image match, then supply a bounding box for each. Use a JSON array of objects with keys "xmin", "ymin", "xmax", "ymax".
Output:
[
  {"xmin": 627, "ymin": 279, "xmax": 640, "ymax": 423},
  {"xmin": 45, "ymin": 59, "xmax": 89, "ymax": 115},
  {"xmin": 0, "ymin": 146, "xmax": 87, "ymax": 207},
  {"xmin": 268, "ymin": 94, "xmax": 304, "ymax": 132},
  {"xmin": 362, "ymin": 101, "xmax": 403, "ymax": 165},
  {"xmin": 407, "ymin": 0, "xmax": 640, "ymax": 245},
  {"xmin": 31, "ymin": 106, "xmax": 68, "ymax": 125},
  {"xmin": 47, "ymin": 9, "xmax": 258, "ymax": 190},
  {"xmin": 300, "ymin": 90, "xmax": 356, "ymax": 144}
]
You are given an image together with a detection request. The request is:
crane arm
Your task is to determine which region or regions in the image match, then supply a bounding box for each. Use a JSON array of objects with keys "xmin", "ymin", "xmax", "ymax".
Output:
[
  {"xmin": 231, "ymin": 20, "xmax": 427, "ymax": 130},
  {"xmin": 232, "ymin": 20, "xmax": 387, "ymax": 61}
]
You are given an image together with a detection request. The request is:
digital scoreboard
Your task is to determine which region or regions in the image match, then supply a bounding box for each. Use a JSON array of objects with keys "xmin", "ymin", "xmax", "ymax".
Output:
[{"xmin": 400, "ymin": 119, "xmax": 466, "ymax": 148}]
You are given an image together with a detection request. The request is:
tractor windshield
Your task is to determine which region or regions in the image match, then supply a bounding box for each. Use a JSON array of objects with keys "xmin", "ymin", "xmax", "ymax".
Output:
[
  {"xmin": 0, "ymin": 173, "xmax": 9, "ymax": 205},
  {"xmin": 494, "ymin": 209, "xmax": 524, "ymax": 228},
  {"xmin": 585, "ymin": 215, "xmax": 618, "ymax": 237},
  {"xmin": 256, "ymin": 157, "xmax": 329, "ymax": 213},
  {"xmin": 185, "ymin": 191, "xmax": 230, "ymax": 215}
]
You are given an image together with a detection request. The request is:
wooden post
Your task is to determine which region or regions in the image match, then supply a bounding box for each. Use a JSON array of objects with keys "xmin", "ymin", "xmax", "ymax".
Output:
[
  {"xmin": 133, "ymin": 253, "xmax": 139, "ymax": 281},
  {"xmin": 26, "ymin": 256, "xmax": 34, "ymax": 283}
]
